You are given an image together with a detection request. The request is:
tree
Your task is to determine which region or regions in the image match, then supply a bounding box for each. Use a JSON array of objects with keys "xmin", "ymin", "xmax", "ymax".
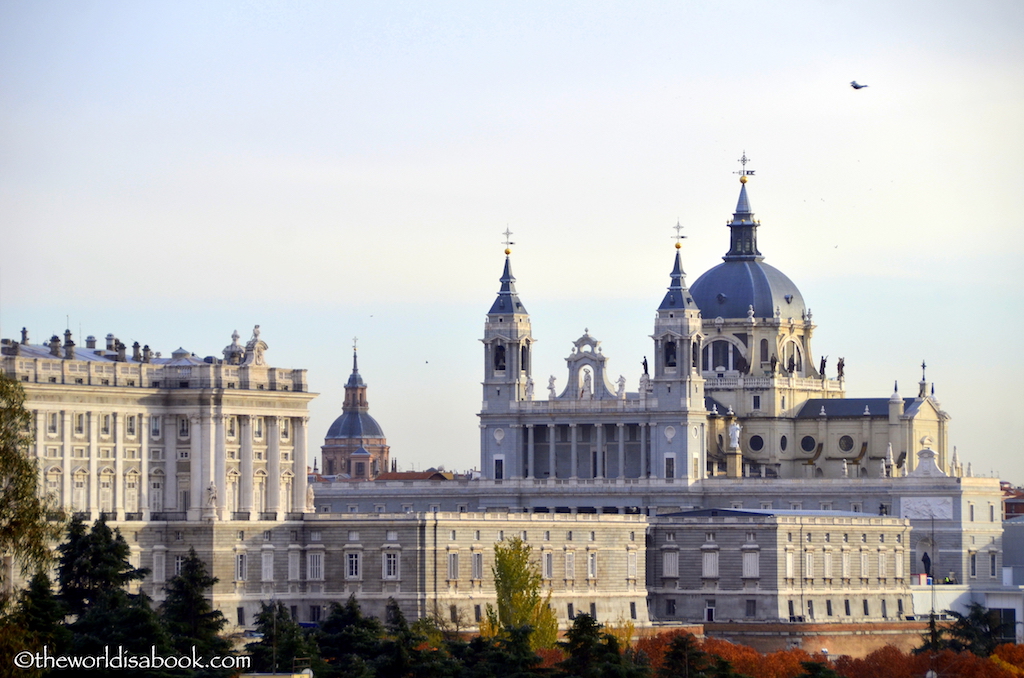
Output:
[
  {"xmin": 246, "ymin": 601, "xmax": 320, "ymax": 675},
  {"xmin": 159, "ymin": 547, "xmax": 232, "ymax": 667},
  {"xmin": 557, "ymin": 613, "xmax": 649, "ymax": 678},
  {"xmin": 57, "ymin": 516, "xmax": 147, "ymax": 618},
  {"xmin": 793, "ymin": 661, "xmax": 841, "ymax": 678},
  {"xmin": 317, "ymin": 595, "xmax": 385, "ymax": 678},
  {"xmin": 943, "ymin": 603, "xmax": 1007, "ymax": 657},
  {"xmin": 0, "ymin": 375, "xmax": 63, "ymax": 611},
  {"xmin": 657, "ymin": 633, "xmax": 710, "ymax": 678},
  {"xmin": 484, "ymin": 536, "xmax": 558, "ymax": 650}
]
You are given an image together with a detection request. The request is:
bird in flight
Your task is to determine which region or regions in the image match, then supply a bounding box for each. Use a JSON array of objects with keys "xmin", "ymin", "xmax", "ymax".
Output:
[{"xmin": 850, "ymin": 81, "xmax": 869, "ymax": 89}]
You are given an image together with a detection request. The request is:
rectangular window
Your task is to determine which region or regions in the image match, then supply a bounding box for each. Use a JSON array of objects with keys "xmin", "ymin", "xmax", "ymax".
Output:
[
  {"xmin": 969, "ymin": 504, "xmax": 975, "ymax": 521},
  {"xmin": 970, "ymin": 553, "xmax": 977, "ymax": 577},
  {"xmin": 543, "ymin": 552, "xmax": 554, "ymax": 579},
  {"xmin": 703, "ymin": 550, "xmax": 719, "ymax": 578},
  {"xmin": 126, "ymin": 415, "xmax": 137, "ymax": 436},
  {"xmin": 742, "ymin": 550, "xmax": 759, "ymax": 578},
  {"xmin": 310, "ymin": 605, "xmax": 322, "ymax": 622},
  {"xmin": 665, "ymin": 457, "xmax": 675, "ymax": 479},
  {"xmin": 590, "ymin": 602, "xmax": 597, "ymax": 620},
  {"xmin": 472, "ymin": 552, "xmax": 484, "ymax": 580},
  {"xmin": 474, "ymin": 605, "xmax": 482, "ymax": 623},
  {"xmin": 845, "ymin": 599, "xmax": 851, "ymax": 616},
  {"xmin": 387, "ymin": 530, "xmax": 399, "ymax": 541},
  {"xmin": 179, "ymin": 417, "xmax": 189, "ymax": 438},
  {"xmin": 307, "ymin": 552, "xmax": 323, "ymax": 581},
  {"xmin": 262, "ymin": 552, "xmax": 274, "ymax": 581},
  {"xmin": 881, "ymin": 599, "xmax": 888, "ymax": 619},
  {"xmin": 842, "ymin": 551, "xmax": 851, "ymax": 578},
  {"xmin": 897, "ymin": 599, "xmax": 904, "ymax": 616},
  {"xmin": 566, "ymin": 552, "xmax": 576, "ymax": 580},
  {"xmin": 289, "ymin": 551, "xmax": 300, "ymax": 581},
  {"xmin": 281, "ymin": 418, "xmax": 290, "ymax": 440},
  {"xmin": 861, "ymin": 551, "xmax": 870, "ymax": 578},
  {"xmin": 785, "ymin": 551, "xmax": 794, "ymax": 578},
  {"xmin": 568, "ymin": 603, "xmax": 575, "ymax": 619},
  {"xmin": 863, "ymin": 599, "xmax": 869, "ymax": 616},
  {"xmin": 630, "ymin": 601, "xmax": 637, "ymax": 620},
  {"xmin": 805, "ymin": 552, "xmax": 814, "ymax": 578},
  {"xmin": 174, "ymin": 555, "xmax": 185, "ymax": 576},
  {"xmin": 75, "ymin": 414, "xmax": 85, "ymax": 434},
  {"xmin": 47, "ymin": 413, "xmax": 58, "ymax": 434},
  {"xmin": 447, "ymin": 552, "xmax": 459, "ymax": 580},
  {"xmin": 823, "ymin": 551, "xmax": 833, "ymax": 578},
  {"xmin": 666, "ymin": 599, "xmax": 676, "ymax": 616},
  {"xmin": 663, "ymin": 551, "xmax": 678, "ymax": 577},
  {"xmin": 991, "ymin": 505, "xmax": 996, "ymax": 522},
  {"xmin": 384, "ymin": 552, "xmax": 400, "ymax": 579},
  {"xmin": 347, "ymin": 531, "xmax": 359, "ymax": 542},
  {"xmin": 347, "ymin": 552, "xmax": 361, "ymax": 579},
  {"xmin": 878, "ymin": 551, "xmax": 888, "ymax": 578},
  {"xmin": 991, "ymin": 552, "xmax": 998, "ymax": 577},
  {"xmin": 826, "ymin": 600, "xmax": 833, "ymax": 616},
  {"xmin": 588, "ymin": 552, "xmax": 597, "ymax": 578},
  {"xmin": 752, "ymin": 395, "xmax": 761, "ymax": 410},
  {"xmin": 235, "ymin": 553, "xmax": 247, "ymax": 581},
  {"xmin": 151, "ymin": 416, "xmax": 161, "ymax": 438},
  {"xmin": 807, "ymin": 600, "xmax": 814, "ymax": 619},
  {"xmin": 745, "ymin": 600, "xmax": 756, "ymax": 617}
]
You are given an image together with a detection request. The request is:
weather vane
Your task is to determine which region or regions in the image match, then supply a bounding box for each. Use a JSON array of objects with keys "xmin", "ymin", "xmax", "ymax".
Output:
[
  {"xmin": 734, "ymin": 151, "xmax": 755, "ymax": 183},
  {"xmin": 353, "ymin": 336, "xmax": 358, "ymax": 352},
  {"xmin": 502, "ymin": 226, "xmax": 515, "ymax": 254},
  {"xmin": 672, "ymin": 219, "xmax": 686, "ymax": 249}
]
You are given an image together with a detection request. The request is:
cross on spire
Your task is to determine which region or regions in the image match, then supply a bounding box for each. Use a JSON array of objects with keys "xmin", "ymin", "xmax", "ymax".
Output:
[
  {"xmin": 353, "ymin": 336, "xmax": 358, "ymax": 352},
  {"xmin": 734, "ymin": 151, "xmax": 756, "ymax": 182},
  {"xmin": 921, "ymin": 360, "xmax": 927, "ymax": 381},
  {"xmin": 502, "ymin": 226, "xmax": 515, "ymax": 254},
  {"xmin": 673, "ymin": 219, "xmax": 687, "ymax": 248}
]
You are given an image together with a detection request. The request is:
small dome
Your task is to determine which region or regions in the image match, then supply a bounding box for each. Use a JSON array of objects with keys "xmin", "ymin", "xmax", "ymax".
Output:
[
  {"xmin": 325, "ymin": 411, "xmax": 385, "ymax": 440},
  {"xmin": 690, "ymin": 260, "xmax": 806, "ymax": 320}
]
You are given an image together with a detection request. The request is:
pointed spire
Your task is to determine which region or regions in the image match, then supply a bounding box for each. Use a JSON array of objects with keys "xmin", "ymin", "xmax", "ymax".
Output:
[
  {"xmin": 724, "ymin": 153, "xmax": 763, "ymax": 262},
  {"xmin": 488, "ymin": 231, "xmax": 528, "ymax": 316},
  {"xmin": 659, "ymin": 222, "xmax": 698, "ymax": 311},
  {"xmin": 346, "ymin": 339, "xmax": 364, "ymax": 388}
]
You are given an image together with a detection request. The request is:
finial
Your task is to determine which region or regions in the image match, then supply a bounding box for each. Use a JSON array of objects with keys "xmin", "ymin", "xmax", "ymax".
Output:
[
  {"xmin": 921, "ymin": 360, "xmax": 927, "ymax": 381},
  {"xmin": 353, "ymin": 336, "xmax": 358, "ymax": 352},
  {"xmin": 734, "ymin": 151, "xmax": 755, "ymax": 184},
  {"xmin": 502, "ymin": 226, "xmax": 514, "ymax": 255},
  {"xmin": 673, "ymin": 219, "xmax": 686, "ymax": 249}
]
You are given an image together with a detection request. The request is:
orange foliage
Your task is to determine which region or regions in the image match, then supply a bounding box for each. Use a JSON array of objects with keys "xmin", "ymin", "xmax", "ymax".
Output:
[
  {"xmin": 832, "ymin": 646, "xmax": 1017, "ymax": 678},
  {"xmin": 703, "ymin": 638, "xmax": 813, "ymax": 678},
  {"xmin": 634, "ymin": 628, "xmax": 700, "ymax": 671},
  {"xmin": 995, "ymin": 645, "xmax": 1024, "ymax": 670},
  {"xmin": 536, "ymin": 646, "xmax": 565, "ymax": 670}
]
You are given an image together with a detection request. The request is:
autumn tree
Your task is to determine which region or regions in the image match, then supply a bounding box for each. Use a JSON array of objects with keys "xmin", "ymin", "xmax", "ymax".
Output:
[
  {"xmin": 484, "ymin": 536, "xmax": 558, "ymax": 650},
  {"xmin": 0, "ymin": 375, "xmax": 63, "ymax": 611}
]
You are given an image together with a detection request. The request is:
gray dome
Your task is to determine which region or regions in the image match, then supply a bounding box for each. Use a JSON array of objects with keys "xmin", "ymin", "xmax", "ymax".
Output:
[
  {"xmin": 325, "ymin": 411, "xmax": 385, "ymax": 440},
  {"xmin": 690, "ymin": 260, "xmax": 806, "ymax": 320}
]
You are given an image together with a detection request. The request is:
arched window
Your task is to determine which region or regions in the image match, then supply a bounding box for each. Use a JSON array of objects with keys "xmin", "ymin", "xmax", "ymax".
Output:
[
  {"xmin": 494, "ymin": 345, "xmax": 506, "ymax": 371},
  {"xmin": 664, "ymin": 341, "xmax": 677, "ymax": 368},
  {"xmin": 702, "ymin": 340, "xmax": 743, "ymax": 372},
  {"xmin": 760, "ymin": 339, "xmax": 769, "ymax": 364},
  {"xmin": 521, "ymin": 344, "xmax": 529, "ymax": 373}
]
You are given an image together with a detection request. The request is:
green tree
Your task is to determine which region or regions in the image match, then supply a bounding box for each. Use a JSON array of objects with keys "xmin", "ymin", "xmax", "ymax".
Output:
[
  {"xmin": 0, "ymin": 375, "xmax": 64, "ymax": 611},
  {"xmin": 159, "ymin": 547, "xmax": 232, "ymax": 667},
  {"xmin": 57, "ymin": 516, "xmax": 147, "ymax": 618},
  {"xmin": 557, "ymin": 613, "xmax": 649, "ymax": 678},
  {"xmin": 793, "ymin": 661, "xmax": 841, "ymax": 678},
  {"xmin": 484, "ymin": 536, "xmax": 558, "ymax": 650},
  {"xmin": 657, "ymin": 633, "xmax": 710, "ymax": 678},
  {"xmin": 317, "ymin": 595, "xmax": 385, "ymax": 678},
  {"xmin": 0, "ymin": 571, "xmax": 69, "ymax": 678},
  {"xmin": 943, "ymin": 602, "xmax": 1006, "ymax": 657},
  {"xmin": 246, "ymin": 601, "xmax": 320, "ymax": 674}
]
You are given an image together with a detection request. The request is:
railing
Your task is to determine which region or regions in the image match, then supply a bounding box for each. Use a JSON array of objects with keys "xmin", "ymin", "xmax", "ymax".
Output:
[
  {"xmin": 150, "ymin": 511, "xmax": 186, "ymax": 521},
  {"xmin": 259, "ymin": 512, "xmax": 278, "ymax": 521},
  {"xmin": 123, "ymin": 512, "xmax": 143, "ymax": 521},
  {"xmin": 232, "ymin": 512, "xmax": 251, "ymax": 521}
]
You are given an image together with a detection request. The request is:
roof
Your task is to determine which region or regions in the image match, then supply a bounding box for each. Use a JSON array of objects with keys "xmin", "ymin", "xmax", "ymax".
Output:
[
  {"xmin": 374, "ymin": 471, "xmax": 452, "ymax": 481},
  {"xmin": 796, "ymin": 398, "xmax": 920, "ymax": 418},
  {"xmin": 658, "ymin": 249, "xmax": 699, "ymax": 312},
  {"xmin": 488, "ymin": 256, "xmax": 528, "ymax": 315},
  {"xmin": 690, "ymin": 260, "xmax": 806, "ymax": 320},
  {"xmin": 4, "ymin": 339, "xmax": 203, "ymax": 365},
  {"xmin": 657, "ymin": 508, "xmax": 886, "ymax": 519},
  {"xmin": 324, "ymin": 411, "xmax": 385, "ymax": 439}
]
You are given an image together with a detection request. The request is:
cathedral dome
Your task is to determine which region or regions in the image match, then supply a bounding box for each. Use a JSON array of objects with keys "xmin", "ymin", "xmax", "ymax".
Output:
[
  {"xmin": 325, "ymin": 411, "xmax": 385, "ymax": 440},
  {"xmin": 690, "ymin": 260, "xmax": 806, "ymax": 320},
  {"xmin": 689, "ymin": 177, "xmax": 806, "ymax": 320}
]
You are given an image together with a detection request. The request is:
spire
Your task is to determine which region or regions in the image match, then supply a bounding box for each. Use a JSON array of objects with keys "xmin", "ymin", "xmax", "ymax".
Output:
[
  {"xmin": 488, "ymin": 231, "xmax": 528, "ymax": 315},
  {"xmin": 658, "ymin": 248, "xmax": 698, "ymax": 311},
  {"xmin": 346, "ymin": 338, "xmax": 365, "ymax": 389},
  {"xmin": 724, "ymin": 152, "xmax": 763, "ymax": 262}
]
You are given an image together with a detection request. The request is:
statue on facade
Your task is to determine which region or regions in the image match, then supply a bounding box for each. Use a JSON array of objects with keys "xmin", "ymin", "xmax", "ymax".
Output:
[
  {"xmin": 842, "ymin": 458, "xmax": 849, "ymax": 477},
  {"xmin": 728, "ymin": 421, "xmax": 742, "ymax": 449},
  {"xmin": 581, "ymin": 368, "xmax": 592, "ymax": 399},
  {"xmin": 525, "ymin": 377, "xmax": 535, "ymax": 401},
  {"xmin": 787, "ymin": 355, "xmax": 796, "ymax": 375},
  {"xmin": 642, "ymin": 356, "xmax": 648, "ymax": 375},
  {"xmin": 207, "ymin": 481, "xmax": 218, "ymax": 507},
  {"xmin": 922, "ymin": 552, "xmax": 931, "ymax": 577},
  {"xmin": 547, "ymin": 375, "xmax": 557, "ymax": 399},
  {"xmin": 837, "ymin": 357, "xmax": 845, "ymax": 379},
  {"xmin": 616, "ymin": 375, "xmax": 626, "ymax": 399},
  {"xmin": 770, "ymin": 354, "xmax": 778, "ymax": 374},
  {"xmin": 306, "ymin": 484, "xmax": 315, "ymax": 511},
  {"xmin": 242, "ymin": 325, "xmax": 269, "ymax": 366},
  {"xmin": 819, "ymin": 355, "xmax": 827, "ymax": 377},
  {"xmin": 639, "ymin": 372, "xmax": 650, "ymax": 397}
]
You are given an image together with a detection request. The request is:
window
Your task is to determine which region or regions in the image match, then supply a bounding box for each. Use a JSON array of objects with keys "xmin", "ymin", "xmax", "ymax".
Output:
[
  {"xmin": 47, "ymin": 413, "xmax": 58, "ymax": 434},
  {"xmin": 101, "ymin": 415, "xmax": 111, "ymax": 435},
  {"xmin": 589, "ymin": 531, "xmax": 595, "ymax": 542},
  {"xmin": 630, "ymin": 602, "xmax": 637, "ymax": 620},
  {"xmin": 475, "ymin": 605, "xmax": 482, "ymax": 623},
  {"xmin": 254, "ymin": 417, "xmax": 264, "ymax": 439},
  {"xmin": 447, "ymin": 553, "xmax": 459, "ymax": 580},
  {"xmin": 472, "ymin": 552, "xmax": 483, "ymax": 580},
  {"xmin": 665, "ymin": 457, "xmax": 675, "ymax": 479},
  {"xmin": 863, "ymin": 599, "xmax": 869, "ymax": 616},
  {"xmin": 237, "ymin": 607, "xmax": 245, "ymax": 626},
  {"xmin": 785, "ymin": 551, "xmax": 794, "ymax": 578},
  {"xmin": 126, "ymin": 415, "xmax": 136, "ymax": 436},
  {"xmin": 587, "ymin": 552, "xmax": 597, "ymax": 578},
  {"xmin": 666, "ymin": 532, "xmax": 675, "ymax": 542},
  {"xmin": 861, "ymin": 551, "xmax": 870, "ymax": 577},
  {"xmin": 970, "ymin": 553, "xmax": 977, "ymax": 577},
  {"xmin": 742, "ymin": 550, "xmax": 760, "ymax": 578},
  {"xmin": 565, "ymin": 552, "xmax": 576, "ymax": 579},
  {"xmin": 566, "ymin": 531, "xmax": 572, "ymax": 541},
  {"xmin": 842, "ymin": 551, "xmax": 851, "ymax": 578},
  {"xmin": 878, "ymin": 551, "xmax": 888, "ymax": 578},
  {"xmin": 543, "ymin": 552, "xmax": 554, "ymax": 579},
  {"xmin": 347, "ymin": 531, "xmax": 359, "ymax": 542},
  {"xmin": 589, "ymin": 602, "xmax": 597, "ymax": 620},
  {"xmin": 805, "ymin": 551, "xmax": 814, "ymax": 578},
  {"xmin": 449, "ymin": 605, "xmax": 459, "ymax": 623},
  {"xmin": 746, "ymin": 600, "xmax": 757, "ymax": 617},
  {"xmin": 310, "ymin": 530, "xmax": 322, "ymax": 542},
  {"xmin": 705, "ymin": 600, "xmax": 716, "ymax": 622},
  {"xmin": 450, "ymin": 530, "xmax": 457, "ymax": 541},
  {"xmin": 752, "ymin": 395, "xmax": 761, "ymax": 410},
  {"xmin": 807, "ymin": 600, "xmax": 814, "ymax": 619},
  {"xmin": 346, "ymin": 552, "xmax": 361, "ymax": 579},
  {"xmin": 991, "ymin": 505, "xmax": 996, "ymax": 522},
  {"xmin": 824, "ymin": 551, "xmax": 833, "ymax": 578},
  {"xmin": 969, "ymin": 504, "xmax": 975, "ymax": 522},
  {"xmin": 665, "ymin": 599, "xmax": 676, "ymax": 616},
  {"xmin": 307, "ymin": 552, "xmax": 323, "ymax": 581},
  {"xmin": 991, "ymin": 552, "xmax": 998, "ymax": 577},
  {"xmin": 384, "ymin": 552, "xmax": 400, "ymax": 579},
  {"xmin": 568, "ymin": 603, "xmax": 576, "ymax": 619},
  {"xmin": 826, "ymin": 600, "xmax": 833, "ymax": 616},
  {"xmin": 75, "ymin": 414, "xmax": 85, "ymax": 434},
  {"xmin": 663, "ymin": 551, "xmax": 678, "ymax": 577},
  {"xmin": 281, "ymin": 418, "xmax": 290, "ymax": 440},
  {"xmin": 235, "ymin": 554, "xmax": 247, "ymax": 581},
  {"xmin": 387, "ymin": 530, "xmax": 399, "ymax": 541},
  {"xmin": 174, "ymin": 555, "xmax": 186, "ymax": 576},
  {"xmin": 178, "ymin": 417, "xmax": 189, "ymax": 438},
  {"xmin": 881, "ymin": 599, "xmax": 888, "ymax": 619},
  {"xmin": 262, "ymin": 552, "xmax": 274, "ymax": 581},
  {"xmin": 151, "ymin": 416, "xmax": 161, "ymax": 438},
  {"xmin": 310, "ymin": 605, "xmax": 322, "ymax": 622},
  {"xmin": 545, "ymin": 531, "xmax": 551, "ymax": 541},
  {"xmin": 703, "ymin": 550, "xmax": 719, "ymax": 578},
  {"xmin": 289, "ymin": 551, "xmax": 300, "ymax": 580},
  {"xmin": 844, "ymin": 599, "xmax": 851, "ymax": 616}
]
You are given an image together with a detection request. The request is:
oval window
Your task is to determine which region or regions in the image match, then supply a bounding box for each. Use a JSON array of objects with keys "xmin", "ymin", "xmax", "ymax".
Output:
[
  {"xmin": 749, "ymin": 435, "xmax": 764, "ymax": 451},
  {"xmin": 839, "ymin": 435, "xmax": 854, "ymax": 452},
  {"xmin": 780, "ymin": 435, "xmax": 788, "ymax": 451},
  {"xmin": 801, "ymin": 436, "xmax": 816, "ymax": 452}
]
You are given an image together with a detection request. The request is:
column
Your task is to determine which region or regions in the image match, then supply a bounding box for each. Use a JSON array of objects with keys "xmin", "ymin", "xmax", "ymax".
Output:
[
  {"xmin": 88, "ymin": 412, "xmax": 98, "ymax": 518},
  {"xmin": 570, "ymin": 424, "xmax": 578, "ymax": 480},
  {"xmin": 267, "ymin": 417, "xmax": 281, "ymax": 517},
  {"xmin": 140, "ymin": 414, "xmax": 150, "ymax": 520},
  {"xmin": 595, "ymin": 424, "xmax": 604, "ymax": 479},
  {"xmin": 548, "ymin": 424, "xmax": 556, "ymax": 480},
  {"xmin": 113, "ymin": 413, "xmax": 124, "ymax": 520},
  {"xmin": 617, "ymin": 424, "xmax": 625, "ymax": 479},
  {"xmin": 640, "ymin": 423, "xmax": 648, "ymax": 479},
  {"xmin": 527, "ymin": 425, "xmax": 535, "ymax": 479},
  {"xmin": 292, "ymin": 416, "xmax": 309, "ymax": 513},
  {"xmin": 189, "ymin": 414, "xmax": 202, "ymax": 520},
  {"xmin": 215, "ymin": 414, "xmax": 227, "ymax": 520},
  {"xmin": 163, "ymin": 417, "xmax": 175, "ymax": 512},
  {"xmin": 61, "ymin": 411, "xmax": 71, "ymax": 512},
  {"xmin": 240, "ymin": 415, "xmax": 254, "ymax": 517}
]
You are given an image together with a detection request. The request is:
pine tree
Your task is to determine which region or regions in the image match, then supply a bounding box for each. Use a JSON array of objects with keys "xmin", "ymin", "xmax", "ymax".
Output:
[
  {"xmin": 557, "ymin": 613, "xmax": 649, "ymax": 678},
  {"xmin": 159, "ymin": 547, "xmax": 232, "ymax": 665},
  {"xmin": 0, "ymin": 375, "xmax": 64, "ymax": 612},
  {"xmin": 246, "ymin": 601, "xmax": 320, "ymax": 674},
  {"xmin": 57, "ymin": 516, "xmax": 147, "ymax": 619},
  {"xmin": 657, "ymin": 633, "xmax": 710, "ymax": 678},
  {"xmin": 317, "ymin": 595, "xmax": 384, "ymax": 678},
  {"xmin": 15, "ymin": 571, "xmax": 70, "ymax": 651}
]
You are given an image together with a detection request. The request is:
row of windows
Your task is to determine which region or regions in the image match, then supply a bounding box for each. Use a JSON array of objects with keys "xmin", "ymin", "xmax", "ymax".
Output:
[
  {"xmin": 445, "ymin": 550, "xmax": 636, "ymax": 581},
  {"xmin": 784, "ymin": 550, "xmax": 905, "ymax": 580},
  {"xmin": 43, "ymin": 414, "xmax": 294, "ymax": 441},
  {"xmin": 969, "ymin": 552, "xmax": 999, "ymax": 578},
  {"xmin": 445, "ymin": 529, "xmax": 636, "ymax": 543},
  {"xmin": 229, "ymin": 551, "xmax": 401, "ymax": 582},
  {"xmin": 788, "ymin": 531, "xmax": 903, "ymax": 544},
  {"xmin": 968, "ymin": 504, "xmax": 999, "ymax": 522},
  {"xmin": 662, "ymin": 550, "xmax": 757, "ymax": 579}
]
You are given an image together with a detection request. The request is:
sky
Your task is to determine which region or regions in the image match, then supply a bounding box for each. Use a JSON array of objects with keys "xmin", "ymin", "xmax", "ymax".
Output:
[{"xmin": 1, "ymin": 1, "xmax": 1022, "ymax": 481}]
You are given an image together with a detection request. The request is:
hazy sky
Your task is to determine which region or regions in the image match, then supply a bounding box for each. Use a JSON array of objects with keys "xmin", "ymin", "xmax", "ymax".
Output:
[{"xmin": 2, "ymin": 1, "xmax": 1022, "ymax": 481}]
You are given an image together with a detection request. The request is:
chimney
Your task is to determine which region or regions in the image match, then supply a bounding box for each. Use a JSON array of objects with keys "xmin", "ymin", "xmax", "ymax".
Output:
[
  {"xmin": 86, "ymin": 335, "xmax": 97, "ymax": 349},
  {"xmin": 132, "ymin": 342, "xmax": 142, "ymax": 362},
  {"xmin": 20, "ymin": 327, "xmax": 29, "ymax": 345},
  {"xmin": 64, "ymin": 340, "xmax": 76, "ymax": 360},
  {"xmin": 49, "ymin": 336, "xmax": 61, "ymax": 357},
  {"xmin": 116, "ymin": 341, "xmax": 127, "ymax": 363},
  {"xmin": 142, "ymin": 345, "xmax": 152, "ymax": 363},
  {"xmin": 106, "ymin": 334, "xmax": 116, "ymax": 352},
  {"xmin": 63, "ymin": 329, "xmax": 73, "ymax": 346}
]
